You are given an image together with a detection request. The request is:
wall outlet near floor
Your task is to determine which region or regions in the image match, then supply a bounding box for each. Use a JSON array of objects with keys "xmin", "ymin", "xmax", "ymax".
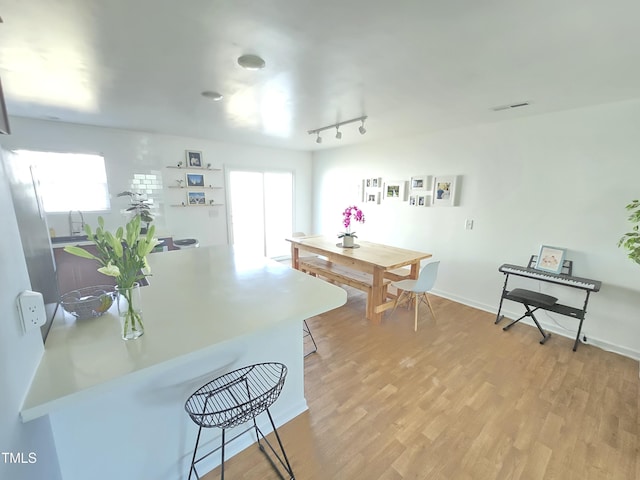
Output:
[
  {"xmin": 465, "ymin": 219, "xmax": 474, "ymax": 230},
  {"xmin": 17, "ymin": 290, "xmax": 46, "ymax": 333}
]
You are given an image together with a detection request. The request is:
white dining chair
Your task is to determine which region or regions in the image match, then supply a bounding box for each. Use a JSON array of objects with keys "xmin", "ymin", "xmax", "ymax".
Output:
[{"xmin": 390, "ymin": 261, "xmax": 440, "ymax": 331}]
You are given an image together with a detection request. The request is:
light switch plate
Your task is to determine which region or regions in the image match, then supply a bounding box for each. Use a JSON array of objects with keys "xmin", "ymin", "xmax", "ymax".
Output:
[{"xmin": 17, "ymin": 290, "xmax": 46, "ymax": 333}]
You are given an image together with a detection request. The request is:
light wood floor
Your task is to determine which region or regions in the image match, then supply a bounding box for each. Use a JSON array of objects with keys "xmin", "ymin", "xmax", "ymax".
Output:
[{"xmin": 202, "ymin": 288, "xmax": 639, "ymax": 479}]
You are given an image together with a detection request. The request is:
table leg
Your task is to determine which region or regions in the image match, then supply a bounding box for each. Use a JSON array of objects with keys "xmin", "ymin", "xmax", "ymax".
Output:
[
  {"xmin": 410, "ymin": 261, "xmax": 419, "ymax": 279},
  {"xmin": 370, "ymin": 267, "xmax": 385, "ymax": 324},
  {"xmin": 291, "ymin": 244, "xmax": 299, "ymax": 270}
]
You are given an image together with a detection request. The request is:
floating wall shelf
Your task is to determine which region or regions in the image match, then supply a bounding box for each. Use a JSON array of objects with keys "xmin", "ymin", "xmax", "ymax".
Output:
[
  {"xmin": 166, "ymin": 166, "xmax": 221, "ymax": 171},
  {"xmin": 168, "ymin": 186, "xmax": 223, "ymax": 190},
  {"xmin": 170, "ymin": 204, "xmax": 225, "ymax": 208}
]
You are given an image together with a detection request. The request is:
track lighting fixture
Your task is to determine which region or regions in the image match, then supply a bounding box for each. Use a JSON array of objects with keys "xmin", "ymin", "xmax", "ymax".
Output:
[
  {"xmin": 359, "ymin": 118, "xmax": 367, "ymax": 135},
  {"xmin": 307, "ymin": 115, "xmax": 367, "ymax": 143}
]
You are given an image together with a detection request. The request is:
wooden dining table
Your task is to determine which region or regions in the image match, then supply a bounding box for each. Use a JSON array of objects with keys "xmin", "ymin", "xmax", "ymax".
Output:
[{"xmin": 287, "ymin": 235, "xmax": 432, "ymax": 323}]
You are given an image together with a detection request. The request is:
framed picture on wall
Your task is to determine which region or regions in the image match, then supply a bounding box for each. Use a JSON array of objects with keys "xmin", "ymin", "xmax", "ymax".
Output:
[
  {"xmin": 410, "ymin": 175, "xmax": 428, "ymax": 191},
  {"xmin": 186, "ymin": 150, "xmax": 203, "ymax": 167},
  {"xmin": 535, "ymin": 245, "xmax": 567, "ymax": 274},
  {"xmin": 431, "ymin": 175, "xmax": 457, "ymax": 207},
  {"xmin": 187, "ymin": 191, "xmax": 206, "ymax": 205},
  {"xmin": 366, "ymin": 192, "xmax": 380, "ymax": 204},
  {"xmin": 417, "ymin": 195, "xmax": 427, "ymax": 206},
  {"xmin": 383, "ymin": 180, "xmax": 407, "ymax": 201}
]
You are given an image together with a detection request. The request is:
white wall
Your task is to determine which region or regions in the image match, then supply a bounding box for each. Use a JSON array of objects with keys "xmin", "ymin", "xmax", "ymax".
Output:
[
  {"xmin": 2, "ymin": 117, "xmax": 313, "ymax": 246},
  {"xmin": 312, "ymin": 99, "xmax": 640, "ymax": 359},
  {"xmin": 0, "ymin": 155, "xmax": 62, "ymax": 480}
]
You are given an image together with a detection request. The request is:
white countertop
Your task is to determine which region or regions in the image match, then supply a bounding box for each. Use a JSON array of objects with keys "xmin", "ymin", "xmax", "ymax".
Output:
[{"xmin": 21, "ymin": 245, "xmax": 347, "ymax": 422}]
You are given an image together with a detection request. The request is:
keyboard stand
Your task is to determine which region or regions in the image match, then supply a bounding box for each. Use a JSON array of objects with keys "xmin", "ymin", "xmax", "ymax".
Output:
[{"xmin": 495, "ymin": 257, "xmax": 600, "ymax": 351}]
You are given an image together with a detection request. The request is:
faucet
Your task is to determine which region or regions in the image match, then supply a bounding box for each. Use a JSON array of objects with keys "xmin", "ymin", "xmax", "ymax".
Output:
[{"xmin": 68, "ymin": 210, "xmax": 85, "ymax": 236}]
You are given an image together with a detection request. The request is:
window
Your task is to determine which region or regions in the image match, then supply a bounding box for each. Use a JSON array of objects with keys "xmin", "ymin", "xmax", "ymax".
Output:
[{"xmin": 15, "ymin": 150, "xmax": 110, "ymax": 212}]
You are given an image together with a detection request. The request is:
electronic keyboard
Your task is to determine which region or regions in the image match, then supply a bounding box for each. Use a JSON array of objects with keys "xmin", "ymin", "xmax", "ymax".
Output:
[{"xmin": 499, "ymin": 264, "xmax": 601, "ymax": 292}]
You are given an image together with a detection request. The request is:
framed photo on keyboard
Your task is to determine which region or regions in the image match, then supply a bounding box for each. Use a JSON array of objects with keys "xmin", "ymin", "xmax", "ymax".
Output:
[{"xmin": 535, "ymin": 245, "xmax": 567, "ymax": 274}]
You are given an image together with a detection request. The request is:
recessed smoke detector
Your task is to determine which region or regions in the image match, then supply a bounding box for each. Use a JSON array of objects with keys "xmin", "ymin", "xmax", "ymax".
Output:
[
  {"xmin": 492, "ymin": 101, "xmax": 531, "ymax": 112},
  {"xmin": 201, "ymin": 91, "xmax": 223, "ymax": 101},
  {"xmin": 237, "ymin": 54, "xmax": 266, "ymax": 70}
]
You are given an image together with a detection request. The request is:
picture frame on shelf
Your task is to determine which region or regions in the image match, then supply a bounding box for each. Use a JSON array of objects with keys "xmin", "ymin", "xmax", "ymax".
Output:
[
  {"xmin": 534, "ymin": 245, "xmax": 567, "ymax": 274},
  {"xmin": 187, "ymin": 191, "xmax": 206, "ymax": 205},
  {"xmin": 186, "ymin": 150, "xmax": 203, "ymax": 167},
  {"xmin": 186, "ymin": 173, "xmax": 205, "ymax": 187},
  {"xmin": 432, "ymin": 175, "xmax": 457, "ymax": 207},
  {"xmin": 383, "ymin": 180, "xmax": 407, "ymax": 201},
  {"xmin": 410, "ymin": 175, "xmax": 428, "ymax": 191}
]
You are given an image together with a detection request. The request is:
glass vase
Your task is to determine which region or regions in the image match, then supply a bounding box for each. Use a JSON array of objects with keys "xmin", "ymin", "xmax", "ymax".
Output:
[{"xmin": 116, "ymin": 283, "xmax": 144, "ymax": 340}]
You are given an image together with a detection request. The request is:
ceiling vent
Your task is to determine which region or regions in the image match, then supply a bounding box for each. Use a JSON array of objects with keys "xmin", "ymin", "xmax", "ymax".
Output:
[{"xmin": 492, "ymin": 102, "xmax": 530, "ymax": 112}]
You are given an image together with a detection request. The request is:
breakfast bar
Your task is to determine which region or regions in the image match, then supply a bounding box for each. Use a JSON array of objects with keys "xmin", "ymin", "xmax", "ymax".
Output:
[{"xmin": 20, "ymin": 245, "xmax": 346, "ymax": 480}]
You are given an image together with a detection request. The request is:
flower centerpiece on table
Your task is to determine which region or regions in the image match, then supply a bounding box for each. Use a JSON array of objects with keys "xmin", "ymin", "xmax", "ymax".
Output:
[
  {"xmin": 64, "ymin": 215, "xmax": 159, "ymax": 340},
  {"xmin": 338, "ymin": 205, "xmax": 365, "ymax": 247}
]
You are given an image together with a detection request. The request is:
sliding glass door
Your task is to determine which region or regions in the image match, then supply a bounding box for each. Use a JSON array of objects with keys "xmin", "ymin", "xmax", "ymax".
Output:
[{"xmin": 227, "ymin": 169, "xmax": 293, "ymax": 258}]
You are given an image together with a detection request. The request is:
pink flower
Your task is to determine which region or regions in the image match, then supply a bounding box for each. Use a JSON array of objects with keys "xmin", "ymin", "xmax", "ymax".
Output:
[{"xmin": 341, "ymin": 206, "xmax": 365, "ymax": 232}]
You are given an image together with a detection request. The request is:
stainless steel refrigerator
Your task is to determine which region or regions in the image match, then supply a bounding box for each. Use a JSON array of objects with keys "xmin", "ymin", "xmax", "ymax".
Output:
[{"xmin": 1, "ymin": 147, "xmax": 59, "ymax": 340}]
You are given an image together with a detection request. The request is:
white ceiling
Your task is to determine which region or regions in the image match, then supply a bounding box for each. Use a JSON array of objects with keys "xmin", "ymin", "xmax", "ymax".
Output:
[{"xmin": 1, "ymin": 0, "xmax": 640, "ymax": 151}]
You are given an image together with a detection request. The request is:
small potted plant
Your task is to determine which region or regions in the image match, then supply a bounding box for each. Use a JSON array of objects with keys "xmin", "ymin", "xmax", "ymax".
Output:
[
  {"xmin": 118, "ymin": 191, "xmax": 153, "ymax": 233},
  {"xmin": 338, "ymin": 205, "xmax": 365, "ymax": 248}
]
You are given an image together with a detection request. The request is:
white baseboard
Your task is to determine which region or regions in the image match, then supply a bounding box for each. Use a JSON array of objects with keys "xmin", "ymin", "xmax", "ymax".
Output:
[{"xmin": 431, "ymin": 288, "xmax": 640, "ymax": 361}]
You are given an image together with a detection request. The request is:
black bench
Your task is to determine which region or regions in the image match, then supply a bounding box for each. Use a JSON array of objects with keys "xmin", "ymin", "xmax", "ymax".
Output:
[{"xmin": 502, "ymin": 288, "xmax": 558, "ymax": 344}]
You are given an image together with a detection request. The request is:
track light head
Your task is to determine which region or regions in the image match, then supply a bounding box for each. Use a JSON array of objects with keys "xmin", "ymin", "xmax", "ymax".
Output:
[
  {"xmin": 359, "ymin": 119, "xmax": 367, "ymax": 135},
  {"xmin": 335, "ymin": 127, "xmax": 342, "ymax": 140},
  {"xmin": 316, "ymin": 132, "xmax": 322, "ymax": 144}
]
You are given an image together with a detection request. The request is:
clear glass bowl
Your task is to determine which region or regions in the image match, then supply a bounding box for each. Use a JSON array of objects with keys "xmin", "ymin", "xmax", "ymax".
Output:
[{"xmin": 60, "ymin": 285, "xmax": 115, "ymax": 320}]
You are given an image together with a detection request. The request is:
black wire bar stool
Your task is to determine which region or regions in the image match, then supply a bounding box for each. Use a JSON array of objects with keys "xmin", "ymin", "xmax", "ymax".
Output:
[{"xmin": 184, "ymin": 362, "xmax": 295, "ymax": 480}]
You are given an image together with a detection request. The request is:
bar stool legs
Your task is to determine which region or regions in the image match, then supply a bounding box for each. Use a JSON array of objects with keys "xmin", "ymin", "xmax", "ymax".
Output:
[{"xmin": 303, "ymin": 319, "xmax": 317, "ymax": 357}]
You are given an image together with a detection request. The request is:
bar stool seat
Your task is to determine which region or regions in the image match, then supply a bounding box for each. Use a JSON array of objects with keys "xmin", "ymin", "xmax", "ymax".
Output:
[{"xmin": 184, "ymin": 362, "xmax": 295, "ymax": 479}]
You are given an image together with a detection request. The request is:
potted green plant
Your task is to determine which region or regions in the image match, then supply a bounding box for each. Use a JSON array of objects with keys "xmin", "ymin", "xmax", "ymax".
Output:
[
  {"xmin": 618, "ymin": 199, "xmax": 640, "ymax": 264},
  {"xmin": 118, "ymin": 191, "xmax": 153, "ymax": 233}
]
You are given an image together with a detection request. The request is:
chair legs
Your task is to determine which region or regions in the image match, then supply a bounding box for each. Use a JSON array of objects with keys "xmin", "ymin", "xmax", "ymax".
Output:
[
  {"xmin": 390, "ymin": 290, "xmax": 409, "ymax": 318},
  {"xmin": 390, "ymin": 290, "xmax": 436, "ymax": 331},
  {"xmin": 303, "ymin": 319, "xmax": 317, "ymax": 357}
]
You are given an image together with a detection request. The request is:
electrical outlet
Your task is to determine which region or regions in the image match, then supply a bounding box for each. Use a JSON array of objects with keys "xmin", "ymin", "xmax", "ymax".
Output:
[
  {"xmin": 465, "ymin": 219, "xmax": 474, "ymax": 230},
  {"xmin": 17, "ymin": 290, "xmax": 46, "ymax": 333}
]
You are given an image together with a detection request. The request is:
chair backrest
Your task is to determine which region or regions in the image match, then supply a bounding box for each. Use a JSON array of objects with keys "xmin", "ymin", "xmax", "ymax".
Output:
[{"xmin": 414, "ymin": 261, "xmax": 440, "ymax": 292}]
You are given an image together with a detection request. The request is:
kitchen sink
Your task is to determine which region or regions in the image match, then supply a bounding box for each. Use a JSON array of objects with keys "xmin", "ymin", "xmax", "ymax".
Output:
[{"xmin": 51, "ymin": 235, "xmax": 90, "ymax": 244}]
